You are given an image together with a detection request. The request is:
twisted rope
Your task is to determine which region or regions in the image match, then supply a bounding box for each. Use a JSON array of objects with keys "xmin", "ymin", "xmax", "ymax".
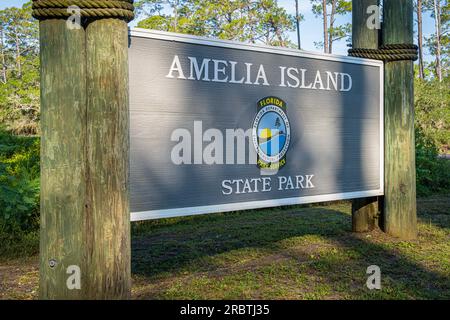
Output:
[
  {"xmin": 348, "ymin": 44, "xmax": 418, "ymax": 62},
  {"xmin": 32, "ymin": 0, "xmax": 135, "ymax": 22}
]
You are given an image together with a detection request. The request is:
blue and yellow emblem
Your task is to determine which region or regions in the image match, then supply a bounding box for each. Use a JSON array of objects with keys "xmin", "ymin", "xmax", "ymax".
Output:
[{"xmin": 252, "ymin": 96, "xmax": 291, "ymax": 170}]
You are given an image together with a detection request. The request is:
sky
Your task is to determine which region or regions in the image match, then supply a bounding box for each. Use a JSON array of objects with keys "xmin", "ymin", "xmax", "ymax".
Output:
[{"xmin": 1, "ymin": 0, "xmax": 436, "ymax": 61}]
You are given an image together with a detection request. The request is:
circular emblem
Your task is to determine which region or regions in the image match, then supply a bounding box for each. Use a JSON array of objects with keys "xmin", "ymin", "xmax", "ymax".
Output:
[{"xmin": 252, "ymin": 103, "xmax": 291, "ymax": 164}]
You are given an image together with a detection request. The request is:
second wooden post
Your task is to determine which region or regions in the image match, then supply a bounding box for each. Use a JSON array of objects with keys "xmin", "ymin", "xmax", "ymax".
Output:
[
  {"xmin": 382, "ymin": 0, "xmax": 417, "ymax": 239},
  {"xmin": 351, "ymin": 0, "xmax": 380, "ymax": 233}
]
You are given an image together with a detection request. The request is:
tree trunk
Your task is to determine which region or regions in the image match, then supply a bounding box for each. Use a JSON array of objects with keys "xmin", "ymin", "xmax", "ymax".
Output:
[
  {"xmin": 276, "ymin": 27, "xmax": 284, "ymax": 46},
  {"xmin": 417, "ymin": 0, "xmax": 424, "ymax": 79},
  {"xmin": 295, "ymin": 0, "xmax": 301, "ymax": 49},
  {"xmin": 272, "ymin": 17, "xmax": 284, "ymax": 46},
  {"xmin": 323, "ymin": 0, "xmax": 328, "ymax": 53},
  {"xmin": 15, "ymin": 31, "xmax": 21, "ymax": 79},
  {"xmin": 382, "ymin": 0, "xmax": 417, "ymax": 240},
  {"xmin": 329, "ymin": 0, "xmax": 337, "ymax": 53},
  {"xmin": 351, "ymin": 0, "xmax": 380, "ymax": 233},
  {"xmin": 0, "ymin": 25, "xmax": 6, "ymax": 84},
  {"xmin": 173, "ymin": 0, "xmax": 179, "ymax": 32},
  {"xmin": 433, "ymin": 0, "xmax": 442, "ymax": 82}
]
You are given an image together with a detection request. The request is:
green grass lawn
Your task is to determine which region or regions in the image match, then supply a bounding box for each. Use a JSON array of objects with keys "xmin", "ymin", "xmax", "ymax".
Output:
[{"xmin": 1, "ymin": 195, "xmax": 449, "ymax": 300}]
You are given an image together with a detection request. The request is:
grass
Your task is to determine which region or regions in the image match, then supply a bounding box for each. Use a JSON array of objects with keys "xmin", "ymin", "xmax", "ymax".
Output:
[{"xmin": 0, "ymin": 195, "xmax": 449, "ymax": 300}]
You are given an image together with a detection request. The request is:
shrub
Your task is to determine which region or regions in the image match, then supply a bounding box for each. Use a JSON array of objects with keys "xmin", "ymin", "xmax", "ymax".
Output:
[
  {"xmin": 414, "ymin": 78, "xmax": 450, "ymax": 196},
  {"xmin": 415, "ymin": 128, "xmax": 450, "ymax": 196},
  {"xmin": 415, "ymin": 78, "xmax": 450, "ymax": 154},
  {"xmin": 0, "ymin": 128, "xmax": 40, "ymax": 234}
]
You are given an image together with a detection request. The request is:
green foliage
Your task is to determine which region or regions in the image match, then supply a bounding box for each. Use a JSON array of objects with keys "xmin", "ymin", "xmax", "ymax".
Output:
[
  {"xmin": 310, "ymin": 0, "xmax": 352, "ymax": 52},
  {"xmin": 0, "ymin": 0, "xmax": 447, "ymax": 259},
  {"xmin": 0, "ymin": 2, "xmax": 40, "ymax": 135},
  {"xmin": 0, "ymin": 128, "xmax": 40, "ymax": 234},
  {"xmin": 0, "ymin": 223, "xmax": 38, "ymax": 258},
  {"xmin": 415, "ymin": 128, "xmax": 450, "ymax": 196},
  {"xmin": 414, "ymin": 77, "xmax": 450, "ymax": 196},
  {"xmin": 423, "ymin": 0, "xmax": 449, "ymax": 80},
  {"xmin": 415, "ymin": 78, "xmax": 450, "ymax": 153},
  {"xmin": 136, "ymin": 0, "xmax": 296, "ymax": 47}
]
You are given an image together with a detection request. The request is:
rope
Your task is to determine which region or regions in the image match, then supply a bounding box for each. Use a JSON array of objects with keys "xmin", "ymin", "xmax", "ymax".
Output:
[
  {"xmin": 32, "ymin": 0, "xmax": 135, "ymax": 22},
  {"xmin": 348, "ymin": 44, "xmax": 418, "ymax": 62}
]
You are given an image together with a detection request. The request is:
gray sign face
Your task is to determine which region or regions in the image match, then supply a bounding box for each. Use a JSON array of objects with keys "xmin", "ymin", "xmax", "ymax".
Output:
[{"xmin": 129, "ymin": 29, "xmax": 384, "ymax": 221}]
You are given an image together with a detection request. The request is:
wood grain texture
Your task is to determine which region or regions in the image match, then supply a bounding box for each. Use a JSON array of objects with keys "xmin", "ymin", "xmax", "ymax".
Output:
[
  {"xmin": 352, "ymin": 197, "xmax": 378, "ymax": 232},
  {"xmin": 382, "ymin": 0, "xmax": 417, "ymax": 239},
  {"xmin": 84, "ymin": 19, "xmax": 131, "ymax": 299},
  {"xmin": 39, "ymin": 18, "xmax": 131, "ymax": 299},
  {"xmin": 352, "ymin": 0, "xmax": 379, "ymax": 50},
  {"xmin": 351, "ymin": 0, "xmax": 380, "ymax": 232},
  {"xmin": 39, "ymin": 19, "xmax": 87, "ymax": 299}
]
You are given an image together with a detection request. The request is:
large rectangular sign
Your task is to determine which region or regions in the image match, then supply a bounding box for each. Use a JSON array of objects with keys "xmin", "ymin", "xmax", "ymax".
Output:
[{"xmin": 129, "ymin": 28, "xmax": 384, "ymax": 221}]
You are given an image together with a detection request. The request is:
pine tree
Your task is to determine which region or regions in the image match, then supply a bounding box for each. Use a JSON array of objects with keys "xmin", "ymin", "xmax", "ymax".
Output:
[
  {"xmin": 136, "ymin": 0, "xmax": 296, "ymax": 47},
  {"xmin": 0, "ymin": 2, "xmax": 40, "ymax": 134},
  {"xmin": 311, "ymin": 0, "xmax": 352, "ymax": 53}
]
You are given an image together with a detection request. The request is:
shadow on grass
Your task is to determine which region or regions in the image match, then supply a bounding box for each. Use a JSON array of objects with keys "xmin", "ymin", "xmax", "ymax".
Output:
[
  {"xmin": 131, "ymin": 203, "xmax": 450, "ymax": 299},
  {"xmin": 416, "ymin": 196, "xmax": 450, "ymax": 231}
]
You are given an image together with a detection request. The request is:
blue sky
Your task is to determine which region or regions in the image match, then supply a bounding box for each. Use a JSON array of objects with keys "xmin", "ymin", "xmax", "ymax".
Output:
[{"xmin": 2, "ymin": 0, "xmax": 436, "ymax": 60}]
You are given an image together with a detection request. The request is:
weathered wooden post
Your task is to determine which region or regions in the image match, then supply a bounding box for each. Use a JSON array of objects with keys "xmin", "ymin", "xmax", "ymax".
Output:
[
  {"xmin": 350, "ymin": 0, "xmax": 417, "ymax": 239},
  {"xmin": 351, "ymin": 0, "xmax": 380, "ymax": 233},
  {"xmin": 382, "ymin": 0, "xmax": 417, "ymax": 239},
  {"xmin": 33, "ymin": 0, "xmax": 134, "ymax": 299}
]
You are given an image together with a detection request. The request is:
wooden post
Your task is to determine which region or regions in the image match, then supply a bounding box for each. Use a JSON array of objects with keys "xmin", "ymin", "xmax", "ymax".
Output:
[
  {"xmin": 39, "ymin": 19, "xmax": 87, "ymax": 300},
  {"xmin": 84, "ymin": 18, "xmax": 131, "ymax": 299},
  {"xmin": 351, "ymin": 0, "xmax": 380, "ymax": 233},
  {"xmin": 382, "ymin": 0, "xmax": 417, "ymax": 239},
  {"xmin": 37, "ymin": 4, "xmax": 132, "ymax": 298}
]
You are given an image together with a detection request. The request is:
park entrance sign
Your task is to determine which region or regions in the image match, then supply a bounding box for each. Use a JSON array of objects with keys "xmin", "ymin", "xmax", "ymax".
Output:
[
  {"xmin": 36, "ymin": 0, "xmax": 416, "ymax": 299},
  {"xmin": 129, "ymin": 28, "xmax": 384, "ymax": 221}
]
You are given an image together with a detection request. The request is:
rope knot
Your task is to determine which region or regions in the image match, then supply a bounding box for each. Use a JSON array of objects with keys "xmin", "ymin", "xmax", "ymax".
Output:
[
  {"xmin": 348, "ymin": 44, "xmax": 418, "ymax": 62},
  {"xmin": 32, "ymin": 0, "xmax": 135, "ymax": 22}
]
